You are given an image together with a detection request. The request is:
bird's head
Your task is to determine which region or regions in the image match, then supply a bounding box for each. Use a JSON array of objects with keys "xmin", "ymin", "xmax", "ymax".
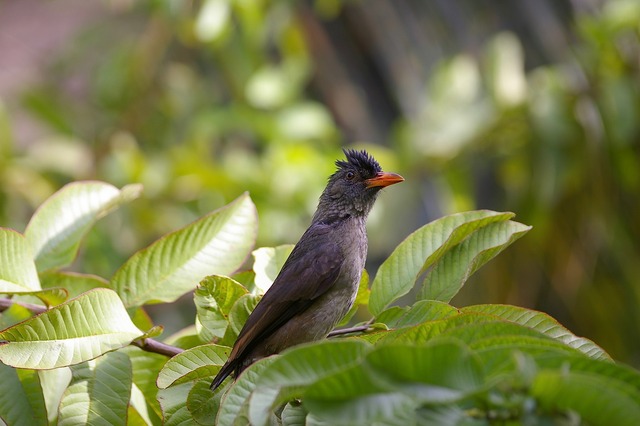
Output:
[{"xmin": 313, "ymin": 149, "xmax": 404, "ymax": 223}]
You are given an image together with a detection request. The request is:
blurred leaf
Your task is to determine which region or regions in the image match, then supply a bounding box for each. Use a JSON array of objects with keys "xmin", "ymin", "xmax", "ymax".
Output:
[
  {"xmin": 418, "ymin": 220, "xmax": 531, "ymax": 302},
  {"xmin": 39, "ymin": 271, "xmax": 109, "ymax": 299},
  {"xmin": 195, "ymin": 275, "xmax": 248, "ymax": 341},
  {"xmin": 157, "ymin": 344, "xmax": 230, "ymax": 389},
  {"xmin": 376, "ymin": 300, "xmax": 459, "ymax": 328},
  {"xmin": 0, "ymin": 364, "xmax": 47, "ymax": 426},
  {"xmin": 112, "ymin": 193, "xmax": 257, "ymax": 307},
  {"xmin": 252, "ymin": 244, "xmax": 294, "ymax": 293},
  {"xmin": 57, "ymin": 351, "xmax": 132, "ymax": 426},
  {"xmin": 0, "ymin": 228, "xmax": 41, "ymax": 292},
  {"xmin": 369, "ymin": 211, "xmax": 514, "ymax": 315},
  {"xmin": 25, "ymin": 181, "xmax": 142, "ymax": 271},
  {"xmin": 0, "ymin": 289, "xmax": 143, "ymax": 369},
  {"xmin": 532, "ymin": 369, "xmax": 640, "ymax": 425},
  {"xmin": 365, "ymin": 341, "xmax": 484, "ymax": 403},
  {"xmin": 462, "ymin": 304, "xmax": 610, "ymax": 360},
  {"xmin": 248, "ymin": 340, "xmax": 372, "ymax": 425}
]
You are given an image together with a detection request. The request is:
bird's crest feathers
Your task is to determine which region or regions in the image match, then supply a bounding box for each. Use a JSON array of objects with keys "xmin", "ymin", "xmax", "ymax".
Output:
[{"xmin": 335, "ymin": 149, "xmax": 382, "ymax": 176}]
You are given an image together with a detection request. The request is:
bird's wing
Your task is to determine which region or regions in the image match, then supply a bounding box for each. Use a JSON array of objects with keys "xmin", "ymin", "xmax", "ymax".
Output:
[{"xmin": 228, "ymin": 223, "xmax": 343, "ymax": 362}]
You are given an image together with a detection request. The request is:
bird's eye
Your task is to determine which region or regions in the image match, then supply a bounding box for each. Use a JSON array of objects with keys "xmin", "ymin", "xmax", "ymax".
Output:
[{"xmin": 345, "ymin": 171, "xmax": 355, "ymax": 180}]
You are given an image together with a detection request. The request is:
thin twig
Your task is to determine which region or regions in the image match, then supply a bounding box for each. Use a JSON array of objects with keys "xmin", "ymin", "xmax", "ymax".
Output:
[
  {"xmin": 328, "ymin": 324, "xmax": 372, "ymax": 337},
  {"xmin": 0, "ymin": 297, "xmax": 183, "ymax": 358}
]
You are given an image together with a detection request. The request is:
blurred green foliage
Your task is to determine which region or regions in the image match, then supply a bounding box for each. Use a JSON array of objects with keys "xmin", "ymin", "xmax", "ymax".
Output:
[{"xmin": 1, "ymin": 0, "xmax": 639, "ymax": 366}]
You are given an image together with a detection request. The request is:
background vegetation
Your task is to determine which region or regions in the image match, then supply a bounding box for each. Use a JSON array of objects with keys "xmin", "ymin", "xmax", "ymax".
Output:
[{"xmin": 1, "ymin": 0, "xmax": 639, "ymax": 370}]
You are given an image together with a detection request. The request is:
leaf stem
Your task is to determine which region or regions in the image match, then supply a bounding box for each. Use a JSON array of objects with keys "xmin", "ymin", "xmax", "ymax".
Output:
[{"xmin": 0, "ymin": 297, "xmax": 183, "ymax": 358}]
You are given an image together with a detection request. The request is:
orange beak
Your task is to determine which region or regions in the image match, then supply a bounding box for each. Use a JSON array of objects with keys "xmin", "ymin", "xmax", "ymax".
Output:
[{"xmin": 365, "ymin": 172, "xmax": 404, "ymax": 189}]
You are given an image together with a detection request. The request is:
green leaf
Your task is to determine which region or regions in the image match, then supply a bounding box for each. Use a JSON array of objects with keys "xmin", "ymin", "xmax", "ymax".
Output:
[
  {"xmin": 339, "ymin": 270, "xmax": 370, "ymax": 326},
  {"xmin": 532, "ymin": 369, "xmax": 640, "ymax": 426},
  {"xmin": 365, "ymin": 341, "xmax": 484, "ymax": 403},
  {"xmin": 1, "ymin": 288, "xmax": 68, "ymax": 307},
  {"xmin": 0, "ymin": 288, "xmax": 143, "ymax": 369},
  {"xmin": 123, "ymin": 347, "xmax": 166, "ymax": 425},
  {"xmin": 157, "ymin": 344, "xmax": 230, "ymax": 389},
  {"xmin": 195, "ymin": 275, "xmax": 248, "ymax": 342},
  {"xmin": 187, "ymin": 379, "xmax": 222, "ymax": 425},
  {"xmin": 252, "ymin": 245, "xmax": 294, "ymax": 293},
  {"xmin": 0, "ymin": 303, "xmax": 32, "ymax": 329},
  {"xmin": 40, "ymin": 271, "xmax": 109, "ymax": 299},
  {"xmin": 227, "ymin": 294, "xmax": 261, "ymax": 338},
  {"xmin": 461, "ymin": 304, "xmax": 610, "ymax": 360},
  {"xmin": 38, "ymin": 367, "xmax": 72, "ymax": 425},
  {"xmin": 369, "ymin": 211, "xmax": 515, "ymax": 315},
  {"xmin": 418, "ymin": 220, "xmax": 531, "ymax": 302},
  {"xmin": 281, "ymin": 402, "xmax": 307, "ymax": 426},
  {"xmin": 111, "ymin": 193, "xmax": 257, "ymax": 307},
  {"xmin": 24, "ymin": 181, "xmax": 142, "ymax": 271},
  {"xmin": 0, "ymin": 228, "xmax": 41, "ymax": 292},
  {"xmin": 0, "ymin": 364, "xmax": 48, "ymax": 426},
  {"xmin": 376, "ymin": 300, "xmax": 459, "ymax": 328},
  {"xmin": 216, "ymin": 357, "xmax": 278, "ymax": 426},
  {"xmin": 158, "ymin": 382, "xmax": 194, "ymax": 426},
  {"xmin": 248, "ymin": 340, "xmax": 372, "ymax": 426},
  {"xmin": 57, "ymin": 351, "xmax": 132, "ymax": 426}
]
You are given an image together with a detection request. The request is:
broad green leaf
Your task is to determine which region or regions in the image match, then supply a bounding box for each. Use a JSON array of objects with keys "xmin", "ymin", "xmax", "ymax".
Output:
[
  {"xmin": 157, "ymin": 344, "xmax": 230, "ymax": 389},
  {"xmin": 257, "ymin": 340, "xmax": 372, "ymax": 388},
  {"xmin": 419, "ymin": 220, "xmax": 531, "ymax": 302},
  {"xmin": 0, "ymin": 288, "xmax": 143, "ymax": 369},
  {"xmin": 158, "ymin": 382, "xmax": 194, "ymax": 426},
  {"xmin": 1, "ymin": 288, "xmax": 68, "ymax": 307},
  {"xmin": 195, "ymin": 275, "xmax": 248, "ymax": 342},
  {"xmin": 123, "ymin": 347, "xmax": 166, "ymax": 425},
  {"xmin": 57, "ymin": 351, "xmax": 132, "ymax": 426},
  {"xmin": 369, "ymin": 211, "xmax": 515, "ymax": 315},
  {"xmin": 38, "ymin": 367, "xmax": 72, "ymax": 425},
  {"xmin": 0, "ymin": 303, "xmax": 32, "ymax": 329},
  {"xmin": 0, "ymin": 364, "xmax": 47, "ymax": 426},
  {"xmin": 338, "ymin": 270, "xmax": 370, "ymax": 326},
  {"xmin": 248, "ymin": 340, "xmax": 372, "ymax": 426},
  {"xmin": 111, "ymin": 193, "xmax": 257, "ymax": 307},
  {"xmin": 461, "ymin": 304, "xmax": 610, "ymax": 360},
  {"xmin": 281, "ymin": 402, "xmax": 307, "ymax": 426},
  {"xmin": 187, "ymin": 379, "xmax": 222, "ymax": 425},
  {"xmin": 376, "ymin": 300, "xmax": 459, "ymax": 328},
  {"xmin": 228, "ymin": 294, "xmax": 261, "ymax": 337},
  {"xmin": 0, "ymin": 228, "xmax": 41, "ymax": 292},
  {"xmin": 40, "ymin": 271, "xmax": 109, "ymax": 299},
  {"xmin": 365, "ymin": 341, "xmax": 484, "ymax": 403},
  {"xmin": 252, "ymin": 245, "xmax": 294, "ymax": 293},
  {"xmin": 532, "ymin": 369, "xmax": 640, "ymax": 425},
  {"xmin": 216, "ymin": 357, "xmax": 277, "ymax": 426},
  {"xmin": 24, "ymin": 181, "xmax": 142, "ymax": 271}
]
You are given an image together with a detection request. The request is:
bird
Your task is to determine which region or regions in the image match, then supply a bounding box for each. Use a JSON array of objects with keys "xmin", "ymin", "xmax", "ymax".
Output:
[{"xmin": 210, "ymin": 149, "xmax": 404, "ymax": 390}]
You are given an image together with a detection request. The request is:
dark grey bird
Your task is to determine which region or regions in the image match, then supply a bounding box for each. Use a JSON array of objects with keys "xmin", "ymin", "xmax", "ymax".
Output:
[{"xmin": 210, "ymin": 149, "xmax": 403, "ymax": 390}]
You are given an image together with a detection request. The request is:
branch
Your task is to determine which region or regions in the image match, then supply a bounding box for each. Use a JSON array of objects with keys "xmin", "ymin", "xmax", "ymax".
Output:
[
  {"xmin": 131, "ymin": 338, "xmax": 184, "ymax": 357},
  {"xmin": 0, "ymin": 297, "xmax": 183, "ymax": 358},
  {"xmin": 0, "ymin": 297, "xmax": 47, "ymax": 314},
  {"xmin": 328, "ymin": 324, "xmax": 373, "ymax": 337}
]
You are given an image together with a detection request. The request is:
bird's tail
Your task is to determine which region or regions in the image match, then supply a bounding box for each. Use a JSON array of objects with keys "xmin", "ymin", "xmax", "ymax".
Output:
[{"xmin": 210, "ymin": 360, "xmax": 237, "ymax": 391}]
